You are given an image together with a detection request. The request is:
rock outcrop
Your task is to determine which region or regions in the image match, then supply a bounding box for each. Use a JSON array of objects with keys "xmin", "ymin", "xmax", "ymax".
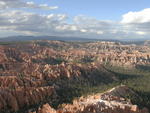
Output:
[{"xmin": 30, "ymin": 86, "xmax": 149, "ymax": 113}]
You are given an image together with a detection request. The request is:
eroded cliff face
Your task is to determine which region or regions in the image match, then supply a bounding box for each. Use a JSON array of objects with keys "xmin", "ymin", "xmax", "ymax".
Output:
[
  {"xmin": 30, "ymin": 86, "xmax": 149, "ymax": 113},
  {"xmin": 0, "ymin": 41, "xmax": 150, "ymax": 79},
  {"xmin": 0, "ymin": 86, "xmax": 55, "ymax": 112}
]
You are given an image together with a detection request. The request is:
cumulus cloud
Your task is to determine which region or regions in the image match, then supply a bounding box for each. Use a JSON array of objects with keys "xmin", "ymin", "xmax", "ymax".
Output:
[
  {"xmin": 0, "ymin": 0, "xmax": 58, "ymax": 10},
  {"xmin": 121, "ymin": 8, "xmax": 150, "ymax": 24},
  {"xmin": 120, "ymin": 8, "xmax": 150, "ymax": 37},
  {"xmin": 0, "ymin": 10, "xmax": 68, "ymax": 35},
  {"xmin": 0, "ymin": 10, "xmax": 112, "ymax": 38},
  {"xmin": 0, "ymin": 5, "xmax": 150, "ymax": 40}
]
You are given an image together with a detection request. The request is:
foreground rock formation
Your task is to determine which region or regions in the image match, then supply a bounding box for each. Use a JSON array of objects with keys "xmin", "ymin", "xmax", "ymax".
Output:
[
  {"xmin": 0, "ymin": 86, "xmax": 55, "ymax": 112},
  {"xmin": 30, "ymin": 86, "xmax": 149, "ymax": 113}
]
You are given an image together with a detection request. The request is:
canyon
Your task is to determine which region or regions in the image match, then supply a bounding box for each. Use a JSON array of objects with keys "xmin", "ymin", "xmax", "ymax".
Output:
[{"xmin": 0, "ymin": 40, "xmax": 150, "ymax": 113}]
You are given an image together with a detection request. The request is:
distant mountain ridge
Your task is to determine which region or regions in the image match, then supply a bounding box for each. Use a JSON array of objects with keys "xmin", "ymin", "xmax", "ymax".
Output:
[
  {"xmin": 0, "ymin": 35, "xmax": 118, "ymax": 42},
  {"xmin": 0, "ymin": 35, "xmax": 149, "ymax": 45}
]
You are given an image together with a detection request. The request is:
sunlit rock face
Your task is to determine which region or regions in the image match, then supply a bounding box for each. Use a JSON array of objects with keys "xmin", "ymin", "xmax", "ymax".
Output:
[
  {"xmin": 0, "ymin": 41, "xmax": 150, "ymax": 78},
  {"xmin": 30, "ymin": 86, "xmax": 149, "ymax": 113},
  {"xmin": 0, "ymin": 41, "xmax": 150, "ymax": 77}
]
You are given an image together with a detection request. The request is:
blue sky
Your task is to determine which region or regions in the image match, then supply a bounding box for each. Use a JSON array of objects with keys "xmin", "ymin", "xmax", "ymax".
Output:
[
  {"xmin": 30, "ymin": 0, "xmax": 150, "ymax": 20},
  {"xmin": 0, "ymin": 0, "xmax": 150, "ymax": 40}
]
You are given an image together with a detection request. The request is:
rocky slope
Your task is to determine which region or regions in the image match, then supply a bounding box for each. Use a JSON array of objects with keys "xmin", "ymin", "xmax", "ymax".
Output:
[
  {"xmin": 30, "ymin": 86, "xmax": 149, "ymax": 113},
  {"xmin": 0, "ymin": 86, "xmax": 55, "ymax": 112}
]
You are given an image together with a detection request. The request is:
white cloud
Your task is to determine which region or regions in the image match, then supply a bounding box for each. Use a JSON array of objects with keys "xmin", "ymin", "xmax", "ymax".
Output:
[
  {"xmin": 0, "ymin": 10, "xmax": 111, "ymax": 38},
  {"xmin": 96, "ymin": 31, "xmax": 103, "ymax": 34},
  {"xmin": 121, "ymin": 8, "xmax": 150, "ymax": 24},
  {"xmin": 0, "ymin": 0, "xmax": 58, "ymax": 10},
  {"xmin": 80, "ymin": 29, "xmax": 87, "ymax": 33},
  {"xmin": 136, "ymin": 31, "xmax": 146, "ymax": 35},
  {"xmin": 47, "ymin": 14, "xmax": 67, "ymax": 21},
  {"xmin": 120, "ymin": 8, "xmax": 150, "ymax": 38},
  {"xmin": 0, "ymin": 6, "xmax": 150, "ymax": 40}
]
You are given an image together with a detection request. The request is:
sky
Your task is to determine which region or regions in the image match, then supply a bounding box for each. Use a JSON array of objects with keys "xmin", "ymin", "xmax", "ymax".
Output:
[{"xmin": 0, "ymin": 0, "xmax": 150, "ymax": 40}]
